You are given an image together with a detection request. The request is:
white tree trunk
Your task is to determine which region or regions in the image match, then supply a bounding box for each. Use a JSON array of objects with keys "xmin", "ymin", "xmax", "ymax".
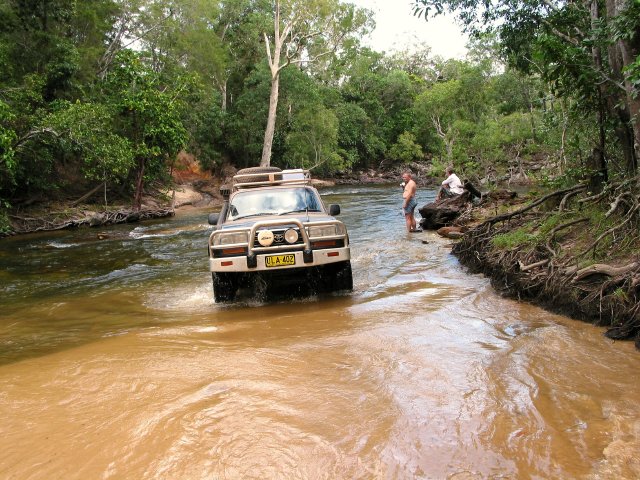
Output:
[
  {"xmin": 260, "ymin": 1, "xmax": 287, "ymax": 167},
  {"xmin": 261, "ymin": 73, "xmax": 280, "ymax": 167}
]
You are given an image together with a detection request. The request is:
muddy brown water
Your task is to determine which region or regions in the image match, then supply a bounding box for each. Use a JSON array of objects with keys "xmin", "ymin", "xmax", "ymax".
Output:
[{"xmin": 1, "ymin": 185, "xmax": 639, "ymax": 480}]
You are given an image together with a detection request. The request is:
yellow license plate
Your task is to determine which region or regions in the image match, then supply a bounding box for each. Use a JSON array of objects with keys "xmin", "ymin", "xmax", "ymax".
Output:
[{"xmin": 265, "ymin": 254, "xmax": 296, "ymax": 267}]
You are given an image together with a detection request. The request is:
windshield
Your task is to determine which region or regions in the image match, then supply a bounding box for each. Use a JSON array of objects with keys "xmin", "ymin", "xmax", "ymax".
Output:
[{"xmin": 227, "ymin": 187, "xmax": 323, "ymax": 220}]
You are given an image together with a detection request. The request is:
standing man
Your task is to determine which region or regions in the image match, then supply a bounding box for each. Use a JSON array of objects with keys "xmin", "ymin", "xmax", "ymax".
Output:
[
  {"xmin": 436, "ymin": 166, "xmax": 464, "ymax": 201},
  {"xmin": 401, "ymin": 171, "xmax": 419, "ymax": 232}
]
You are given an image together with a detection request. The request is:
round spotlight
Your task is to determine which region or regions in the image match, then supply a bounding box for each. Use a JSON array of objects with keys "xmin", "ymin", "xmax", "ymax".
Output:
[
  {"xmin": 284, "ymin": 228, "xmax": 299, "ymax": 244},
  {"xmin": 257, "ymin": 229, "xmax": 274, "ymax": 246}
]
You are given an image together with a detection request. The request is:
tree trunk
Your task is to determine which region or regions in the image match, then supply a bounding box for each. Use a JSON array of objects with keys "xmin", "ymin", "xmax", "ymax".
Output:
[
  {"xmin": 618, "ymin": 37, "xmax": 640, "ymax": 171},
  {"xmin": 133, "ymin": 157, "xmax": 146, "ymax": 212},
  {"xmin": 260, "ymin": 72, "xmax": 280, "ymax": 167},
  {"xmin": 217, "ymin": 78, "xmax": 228, "ymax": 112},
  {"xmin": 260, "ymin": 0, "xmax": 286, "ymax": 168},
  {"xmin": 589, "ymin": 0, "xmax": 608, "ymax": 187},
  {"xmin": 605, "ymin": 0, "xmax": 639, "ymax": 173}
]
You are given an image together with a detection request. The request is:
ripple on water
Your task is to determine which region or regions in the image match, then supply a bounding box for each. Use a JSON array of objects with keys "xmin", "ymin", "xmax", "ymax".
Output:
[{"xmin": 46, "ymin": 240, "xmax": 82, "ymax": 249}]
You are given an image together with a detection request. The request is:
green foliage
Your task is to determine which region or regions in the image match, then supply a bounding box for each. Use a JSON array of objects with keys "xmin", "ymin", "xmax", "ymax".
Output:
[
  {"xmin": 0, "ymin": 0, "xmax": 635, "ymax": 215},
  {"xmin": 99, "ymin": 50, "xmax": 188, "ymax": 207},
  {"xmin": 44, "ymin": 101, "xmax": 134, "ymax": 182},
  {"xmin": 185, "ymin": 95, "xmax": 226, "ymax": 172},
  {"xmin": 335, "ymin": 102, "xmax": 383, "ymax": 168},
  {"xmin": 613, "ymin": 288, "xmax": 629, "ymax": 302},
  {"xmin": 486, "ymin": 70, "xmax": 540, "ymax": 116},
  {"xmin": 0, "ymin": 215, "xmax": 10, "ymax": 234},
  {"xmin": 540, "ymin": 165, "xmax": 593, "ymax": 189},
  {"xmin": 463, "ymin": 112, "xmax": 536, "ymax": 175},
  {"xmin": 491, "ymin": 214, "xmax": 567, "ymax": 250},
  {"xmin": 283, "ymin": 106, "xmax": 343, "ymax": 174},
  {"xmin": 412, "ymin": 0, "xmax": 640, "ymax": 180},
  {"xmin": 104, "ymin": 50, "xmax": 188, "ymax": 159},
  {"xmin": 0, "ymin": 101, "xmax": 18, "ymax": 187},
  {"xmin": 388, "ymin": 132, "xmax": 423, "ymax": 164},
  {"xmin": 0, "ymin": 200, "xmax": 11, "ymax": 235},
  {"xmin": 491, "ymin": 228, "xmax": 537, "ymax": 250},
  {"xmin": 227, "ymin": 65, "xmax": 271, "ymax": 167}
]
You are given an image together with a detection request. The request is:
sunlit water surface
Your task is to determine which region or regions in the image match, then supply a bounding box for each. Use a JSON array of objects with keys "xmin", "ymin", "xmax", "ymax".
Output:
[{"xmin": 1, "ymin": 185, "xmax": 639, "ymax": 479}]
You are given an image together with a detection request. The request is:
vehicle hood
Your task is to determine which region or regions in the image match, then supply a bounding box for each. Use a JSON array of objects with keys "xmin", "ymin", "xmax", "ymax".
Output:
[{"xmin": 219, "ymin": 212, "xmax": 337, "ymax": 230}]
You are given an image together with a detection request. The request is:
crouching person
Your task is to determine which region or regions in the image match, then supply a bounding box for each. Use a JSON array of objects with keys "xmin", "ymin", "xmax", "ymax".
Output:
[{"xmin": 436, "ymin": 166, "xmax": 464, "ymax": 201}]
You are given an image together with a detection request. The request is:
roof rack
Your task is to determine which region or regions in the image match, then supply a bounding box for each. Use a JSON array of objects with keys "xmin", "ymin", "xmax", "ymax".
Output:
[{"xmin": 233, "ymin": 169, "xmax": 311, "ymax": 190}]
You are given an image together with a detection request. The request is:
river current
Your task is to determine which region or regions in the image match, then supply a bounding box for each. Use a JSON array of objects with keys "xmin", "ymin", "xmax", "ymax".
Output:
[{"xmin": 0, "ymin": 185, "xmax": 638, "ymax": 479}]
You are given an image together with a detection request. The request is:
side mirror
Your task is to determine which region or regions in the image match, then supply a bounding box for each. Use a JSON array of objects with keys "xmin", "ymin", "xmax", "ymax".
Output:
[
  {"xmin": 329, "ymin": 204, "xmax": 340, "ymax": 216},
  {"xmin": 208, "ymin": 213, "xmax": 220, "ymax": 225}
]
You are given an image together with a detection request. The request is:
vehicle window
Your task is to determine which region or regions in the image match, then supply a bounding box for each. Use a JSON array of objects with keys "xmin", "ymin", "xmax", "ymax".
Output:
[{"xmin": 228, "ymin": 188, "xmax": 322, "ymax": 220}]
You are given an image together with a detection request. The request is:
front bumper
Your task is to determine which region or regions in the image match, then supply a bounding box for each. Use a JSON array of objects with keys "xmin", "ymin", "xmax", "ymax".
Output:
[
  {"xmin": 208, "ymin": 218, "xmax": 350, "ymax": 273},
  {"xmin": 209, "ymin": 246, "xmax": 350, "ymax": 273}
]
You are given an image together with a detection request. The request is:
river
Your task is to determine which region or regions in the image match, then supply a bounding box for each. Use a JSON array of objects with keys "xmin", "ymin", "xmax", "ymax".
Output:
[{"xmin": 0, "ymin": 184, "xmax": 638, "ymax": 479}]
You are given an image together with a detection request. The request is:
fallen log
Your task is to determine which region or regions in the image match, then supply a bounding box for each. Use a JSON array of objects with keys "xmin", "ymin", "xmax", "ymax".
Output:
[
  {"xmin": 6, "ymin": 207, "xmax": 175, "ymax": 236},
  {"xmin": 418, "ymin": 191, "xmax": 471, "ymax": 230}
]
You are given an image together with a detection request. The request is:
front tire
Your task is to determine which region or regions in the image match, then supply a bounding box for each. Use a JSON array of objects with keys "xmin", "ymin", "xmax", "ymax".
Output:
[
  {"xmin": 317, "ymin": 261, "xmax": 353, "ymax": 293},
  {"xmin": 334, "ymin": 260, "xmax": 353, "ymax": 292},
  {"xmin": 212, "ymin": 272, "xmax": 238, "ymax": 303}
]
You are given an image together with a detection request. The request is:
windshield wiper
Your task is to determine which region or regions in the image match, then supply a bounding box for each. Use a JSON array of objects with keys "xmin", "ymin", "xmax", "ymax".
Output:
[
  {"xmin": 233, "ymin": 212, "xmax": 272, "ymax": 220},
  {"xmin": 278, "ymin": 209, "xmax": 319, "ymax": 215}
]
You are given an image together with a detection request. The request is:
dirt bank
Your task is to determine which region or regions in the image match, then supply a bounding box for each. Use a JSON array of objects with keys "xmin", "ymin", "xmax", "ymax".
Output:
[{"xmin": 446, "ymin": 183, "xmax": 640, "ymax": 350}]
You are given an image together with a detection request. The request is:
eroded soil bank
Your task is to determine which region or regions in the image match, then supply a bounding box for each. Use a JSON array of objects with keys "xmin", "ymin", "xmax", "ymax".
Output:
[{"xmin": 448, "ymin": 183, "xmax": 640, "ymax": 349}]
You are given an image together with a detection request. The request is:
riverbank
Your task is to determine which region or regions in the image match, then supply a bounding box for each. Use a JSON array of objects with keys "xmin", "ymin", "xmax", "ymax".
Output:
[
  {"xmin": 2, "ymin": 183, "xmax": 219, "ymax": 237},
  {"xmin": 443, "ymin": 182, "xmax": 640, "ymax": 350}
]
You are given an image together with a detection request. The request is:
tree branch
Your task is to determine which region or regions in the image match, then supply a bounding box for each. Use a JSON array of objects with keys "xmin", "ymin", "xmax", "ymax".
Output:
[
  {"xmin": 14, "ymin": 128, "xmax": 62, "ymax": 150},
  {"xmin": 482, "ymin": 185, "xmax": 586, "ymax": 227}
]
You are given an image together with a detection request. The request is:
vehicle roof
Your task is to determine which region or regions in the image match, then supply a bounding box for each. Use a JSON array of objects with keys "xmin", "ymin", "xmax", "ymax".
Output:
[
  {"xmin": 229, "ymin": 184, "xmax": 320, "ymax": 196},
  {"xmin": 232, "ymin": 168, "xmax": 311, "ymax": 191}
]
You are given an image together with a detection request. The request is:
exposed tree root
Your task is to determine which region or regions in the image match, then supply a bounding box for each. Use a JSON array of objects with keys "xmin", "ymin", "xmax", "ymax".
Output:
[
  {"xmin": 453, "ymin": 180, "xmax": 640, "ymax": 349},
  {"xmin": 573, "ymin": 263, "xmax": 639, "ymax": 282}
]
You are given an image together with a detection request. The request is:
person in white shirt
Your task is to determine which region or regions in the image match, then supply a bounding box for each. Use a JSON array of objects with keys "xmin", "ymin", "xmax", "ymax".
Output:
[{"xmin": 436, "ymin": 166, "xmax": 464, "ymax": 201}]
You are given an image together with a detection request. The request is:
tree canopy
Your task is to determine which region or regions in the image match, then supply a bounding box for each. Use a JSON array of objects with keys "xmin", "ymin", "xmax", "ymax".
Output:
[{"xmin": 0, "ymin": 0, "xmax": 638, "ymax": 223}]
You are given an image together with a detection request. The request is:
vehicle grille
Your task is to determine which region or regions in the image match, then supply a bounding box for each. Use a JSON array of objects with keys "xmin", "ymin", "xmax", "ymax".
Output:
[{"xmin": 254, "ymin": 228, "xmax": 304, "ymax": 247}]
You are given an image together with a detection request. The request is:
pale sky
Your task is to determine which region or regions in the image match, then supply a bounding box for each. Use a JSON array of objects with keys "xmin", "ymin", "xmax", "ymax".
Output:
[{"xmin": 351, "ymin": 0, "xmax": 468, "ymax": 59}]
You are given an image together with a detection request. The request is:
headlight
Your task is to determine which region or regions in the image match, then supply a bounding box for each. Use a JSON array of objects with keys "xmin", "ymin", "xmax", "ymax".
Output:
[
  {"xmin": 284, "ymin": 228, "xmax": 299, "ymax": 244},
  {"xmin": 307, "ymin": 223, "xmax": 345, "ymax": 238},
  {"xmin": 213, "ymin": 231, "xmax": 248, "ymax": 246},
  {"xmin": 257, "ymin": 229, "xmax": 274, "ymax": 246}
]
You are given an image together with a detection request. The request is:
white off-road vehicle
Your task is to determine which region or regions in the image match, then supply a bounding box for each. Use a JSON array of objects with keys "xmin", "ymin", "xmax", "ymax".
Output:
[{"xmin": 207, "ymin": 167, "xmax": 352, "ymax": 302}]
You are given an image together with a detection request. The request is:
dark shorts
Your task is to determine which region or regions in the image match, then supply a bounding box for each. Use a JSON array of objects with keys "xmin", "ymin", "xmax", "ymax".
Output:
[
  {"xmin": 440, "ymin": 187, "xmax": 460, "ymax": 199},
  {"xmin": 403, "ymin": 197, "xmax": 417, "ymax": 215}
]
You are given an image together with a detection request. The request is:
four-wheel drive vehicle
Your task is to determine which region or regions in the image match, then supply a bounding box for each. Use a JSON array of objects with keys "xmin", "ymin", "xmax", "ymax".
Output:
[{"xmin": 207, "ymin": 167, "xmax": 353, "ymax": 302}]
